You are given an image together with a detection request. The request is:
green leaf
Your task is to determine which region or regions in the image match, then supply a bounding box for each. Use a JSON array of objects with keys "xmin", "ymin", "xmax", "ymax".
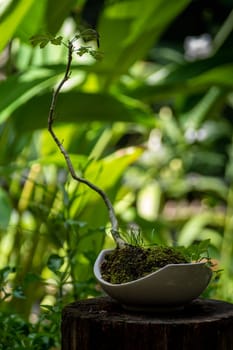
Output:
[
  {"xmin": 47, "ymin": 254, "xmax": 64, "ymax": 273},
  {"xmin": 15, "ymin": 0, "xmax": 47, "ymax": 42},
  {"xmin": 0, "ymin": 68, "xmax": 61, "ymax": 125},
  {"xmin": 128, "ymin": 52, "xmax": 233, "ymax": 101},
  {"xmin": 13, "ymin": 286, "xmax": 26, "ymax": 299},
  {"xmin": 68, "ymin": 147, "xmax": 143, "ymax": 229},
  {"xmin": 137, "ymin": 182, "xmax": 162, "ymax": 221},
  {"xmin": 0, "ymin": 266, "xmax": 16, "ymax": 284},
  {"xmin": 176, "ymin": 239, "xmax": 211, "ymax": 262},
  {"xmin": 0, "ymin": 188, "xmax": 12, "ymax": 229},
  {"xmin": 30, "ymin": 34, "xmax": 63, "ymax": 48},
  {"xmin": 181, "ymin": 87, "xmax": 226, "ymax": 128},
  {"xmin": 76, "ymin": 46, "xmax": 91, "ymax": 56},
  {"xmin": 89, "ymin": 50, "xmax": 103, "ymax": 61},
  {"xmin": 97, "ymin": 0, "xmax": 190, "ymax": 82},
  {"xmin": 50, "ymin": 35, "xmax": 63, "ymax": 46},
  {"xmin": 0, "ymin": 0, "xmax": 35, "ymax": 52},
  {"xmin": 24, "ymin": 272, "xmax": 42, "ymax": 284},
  {"xmin": 79, "ymin": 29, "xmax": 100, "ymax": 43},
  {"xmin": 178, "ymin": 213, "xmax": 216, "ymax": 246},
  {"xmin": 10, "ymin": 91, "xmax": 152, "ymax": 132},
  {"xmin": 45, "ymin": 0, "xmax": 76, "ymax": 34},
  {"xmin": 30, "ymin": 34, "xmax": 50, "ymax": 48},
  {"xmin": 184, "ymin": 239, "xmax": 211, "ymax": 262}
]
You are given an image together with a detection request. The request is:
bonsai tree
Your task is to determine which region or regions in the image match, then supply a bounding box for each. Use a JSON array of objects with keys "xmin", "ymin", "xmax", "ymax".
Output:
[
  {"xmin": 30, "ymin": 30, "xmax": 212, "ymax": 286},
  {"xmin": 31, "ymin": 30, "xmax": 129, "ymax": 249}
]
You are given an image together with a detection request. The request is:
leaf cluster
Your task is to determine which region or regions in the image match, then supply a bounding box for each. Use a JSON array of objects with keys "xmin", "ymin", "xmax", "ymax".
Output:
[
  {"xmin": 0, "ymin": 266, "xmax": 25, "ymax": 302},
  {"xmin": 0, "ymin": 308, "xmax": 61, "ymax": 350},
  {"xmin": 30, "ymin": 29, "xmax": 102, "ymax": 60},
  {"xmin": 30, "ymin": 33, "xmax": 63, "ymax": 48},
  {"xmin": 176, "ymin": 239, "xmax": 212, "ymax": 264}
]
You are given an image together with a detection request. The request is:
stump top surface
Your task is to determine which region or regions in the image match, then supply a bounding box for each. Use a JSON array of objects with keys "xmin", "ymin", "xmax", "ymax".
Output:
[{"xmin": 63, "ymin": 297, "xmax": 233, "ymax": 325}]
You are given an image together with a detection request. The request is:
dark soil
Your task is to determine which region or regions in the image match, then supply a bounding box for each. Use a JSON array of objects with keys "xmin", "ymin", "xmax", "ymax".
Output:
[{"xmin": 101, "ymin": 245, "xmax": 188, "ymax": 284}]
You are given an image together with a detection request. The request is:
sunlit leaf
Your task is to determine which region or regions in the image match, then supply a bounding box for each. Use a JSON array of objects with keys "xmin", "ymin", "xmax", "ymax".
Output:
[
  {"xmin": 137, "ymin": 182, "xmax": 161, "ymax": 221},
  {"xmin": 16, "ymin": 1, "xmax": 47, "ymax": 42},
  {"xmin": 0, "ymin": 69, "xmax": 61, "ymax": 125},
  {"xmin": 178, "ymin": 213, "xmax": 216, "ymax": 246},
  {"xmin": 0, "ymin": 0, "xmax": 35, "ymax": 52}
]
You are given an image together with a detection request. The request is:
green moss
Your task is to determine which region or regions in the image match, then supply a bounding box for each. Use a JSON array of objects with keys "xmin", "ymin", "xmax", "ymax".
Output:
[{"xmin": 101, "ymin": 245, "xmax": 188, "ymax": 284}]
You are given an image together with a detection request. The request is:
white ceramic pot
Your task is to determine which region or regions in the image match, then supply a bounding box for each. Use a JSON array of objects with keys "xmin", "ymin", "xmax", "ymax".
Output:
[{"xmin": 94, "ymin": 249, "xmax": 213, "ymax": 311}]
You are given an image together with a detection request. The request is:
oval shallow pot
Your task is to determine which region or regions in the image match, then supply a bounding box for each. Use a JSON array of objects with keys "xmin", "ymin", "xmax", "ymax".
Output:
[{"xmin": 94, "ymin": 249, "xmax": 213, "ymax": 311}]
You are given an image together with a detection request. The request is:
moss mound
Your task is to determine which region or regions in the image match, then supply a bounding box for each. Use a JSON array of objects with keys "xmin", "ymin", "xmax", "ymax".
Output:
[{"xmin": 101, "ymin": 245, "xmax": 188, "ymax": 284}]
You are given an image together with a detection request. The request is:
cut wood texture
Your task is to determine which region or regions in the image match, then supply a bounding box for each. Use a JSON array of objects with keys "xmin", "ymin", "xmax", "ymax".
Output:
[{"xmin": 62, "ymin": 297, "xmax": 233, "ymax": 350}]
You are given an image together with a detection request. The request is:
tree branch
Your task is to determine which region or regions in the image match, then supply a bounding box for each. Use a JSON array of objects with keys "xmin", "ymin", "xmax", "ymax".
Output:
[{"xmin": 48, "ymin": 40, "xmax": 126, "ymax": 248}]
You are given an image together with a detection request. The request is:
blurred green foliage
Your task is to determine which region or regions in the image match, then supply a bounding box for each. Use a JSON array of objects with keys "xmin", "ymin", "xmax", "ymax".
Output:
[{"xmin": 1, "ymin": 0, "xmax": 233, "ymax": 348}]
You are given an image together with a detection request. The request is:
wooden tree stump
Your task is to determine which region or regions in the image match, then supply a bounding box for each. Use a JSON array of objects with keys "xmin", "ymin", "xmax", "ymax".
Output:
[{"xmin": 62, "ymin": 297, "xmax": 233, "ymax": 350}]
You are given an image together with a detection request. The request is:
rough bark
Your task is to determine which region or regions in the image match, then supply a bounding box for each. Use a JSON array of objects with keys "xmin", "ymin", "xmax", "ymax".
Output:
[{"xmin": 62, "ymin": 297, "xmax": 233, "ymax": 350}]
